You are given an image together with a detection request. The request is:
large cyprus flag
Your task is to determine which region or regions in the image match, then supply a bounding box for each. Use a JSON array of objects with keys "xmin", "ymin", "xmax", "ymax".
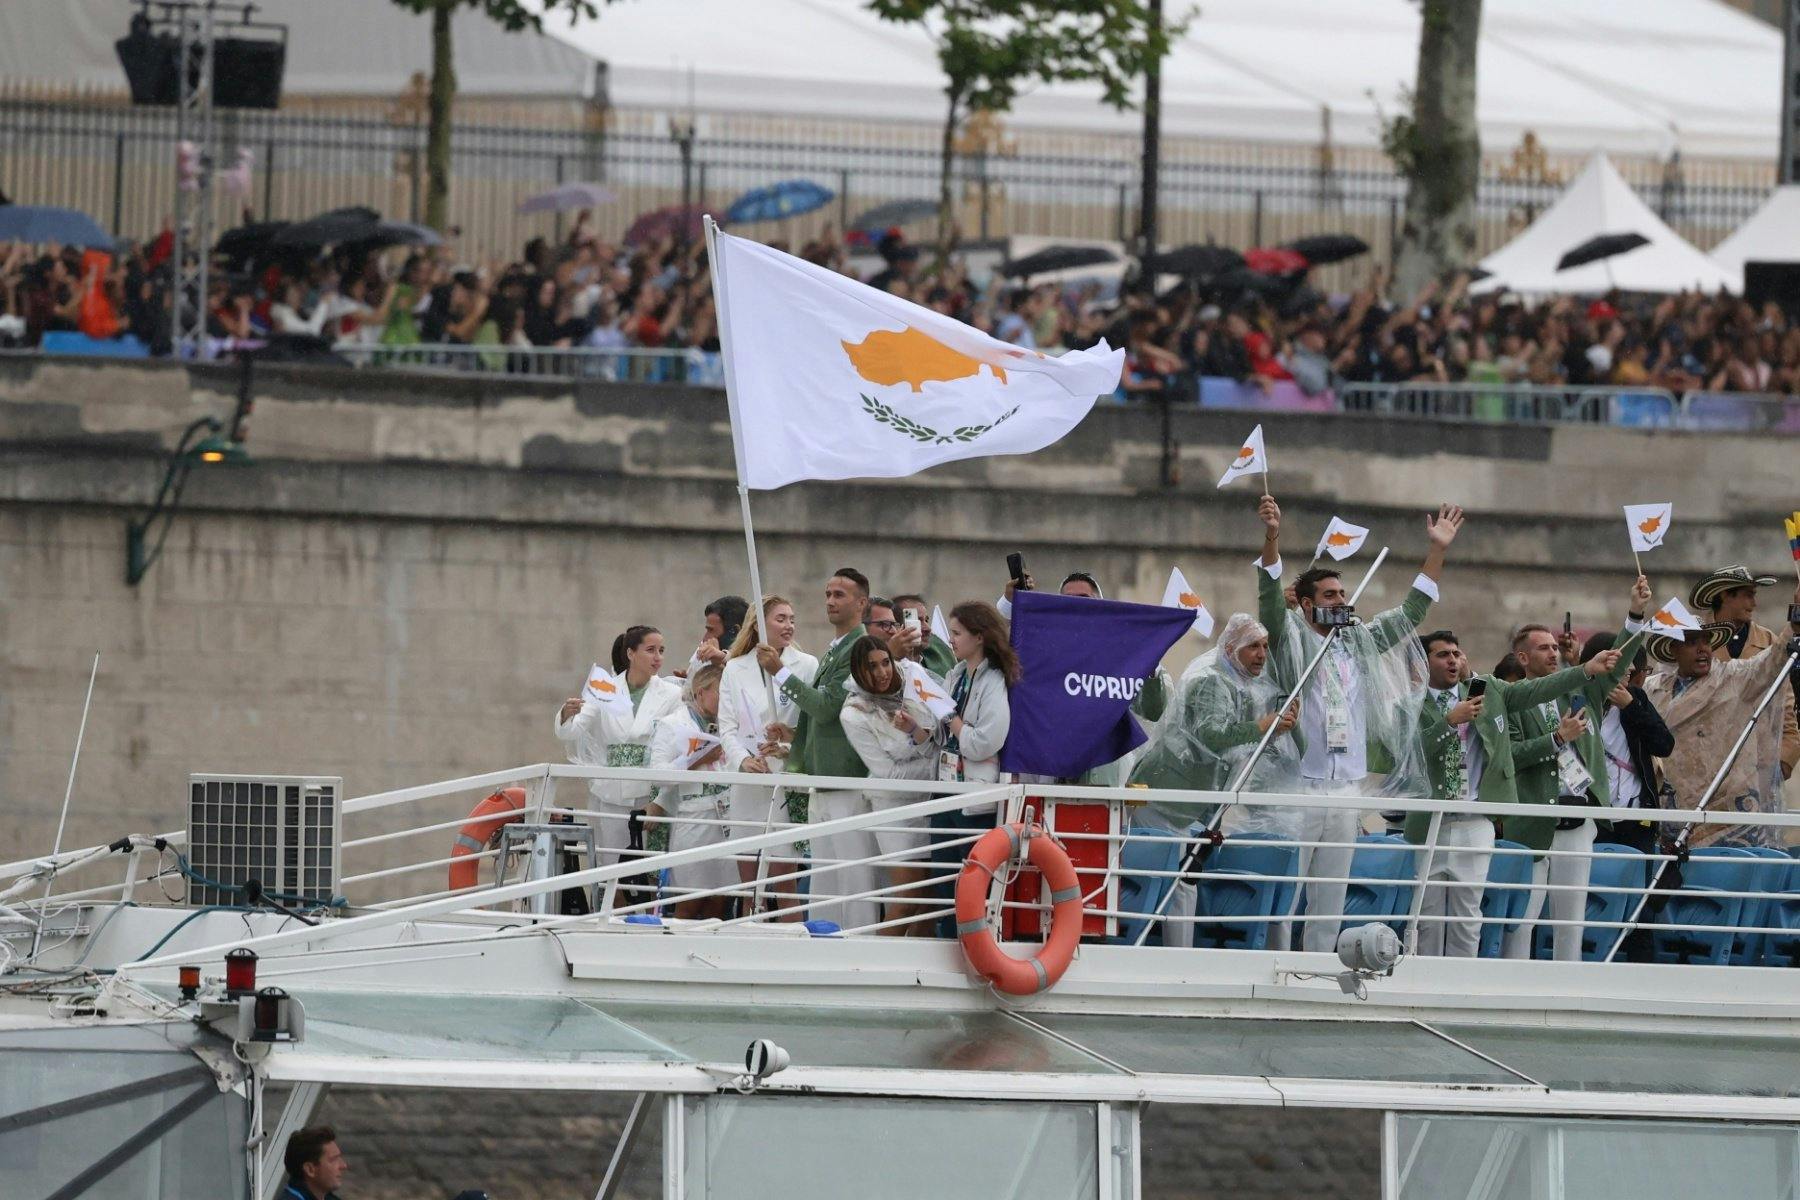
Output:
[{"xmin": 713, "ymin": 229, "xmax": 1125, "ymax": 490}]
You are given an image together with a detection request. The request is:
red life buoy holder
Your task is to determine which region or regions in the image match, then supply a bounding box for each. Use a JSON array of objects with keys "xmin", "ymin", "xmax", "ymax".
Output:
[
  {"xmin": 955, "ymin": 822, "xmax": 1083, "ymax": 996},
  {"xmin": 448, "ymin": 787, "xmax": 527, "ymax": 891}
]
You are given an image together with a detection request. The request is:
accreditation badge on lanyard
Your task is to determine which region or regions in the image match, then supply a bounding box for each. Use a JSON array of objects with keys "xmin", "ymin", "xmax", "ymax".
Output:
[
  {"xmin": 1556, "ymin": 743, "xmax": 1593, "ymax": 798},
  {"xmin": 1324, "ymin": 644, "xmax": 1353, "ymax": 753},
  {"xmin": 941, "ymin": 666, "xmax": 974, "ymax": 782}
]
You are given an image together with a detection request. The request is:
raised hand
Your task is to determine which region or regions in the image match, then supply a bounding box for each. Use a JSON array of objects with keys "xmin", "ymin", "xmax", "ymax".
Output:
[
  {"xmin": 1447, "ymin": 696, "xmax": 1485, "ymax": 726},
  {"xmin": 754, "ymin": 643, "xmax": 783, "ymax": 675},
  {"xmin": 559, "ymin": 697, "xmax": 583, "ymax": 722},
  {"xmin": 1258, "ymin": 494, "xmax": 1282, "ymax": 537},
  {"xmin": 1556, "ymin": 712, "xmax": 1589, "ymax": 742},
  {"xmin": 1630, "ymin": 574, "xmax": 1652, "ymax": 614},
  {"xmin": 1426, "ymin": 504, "xmax": 1465, "ymax": 549},
  {"xmin": 1583, "ymin": 648, "xmax": 1622, "ymax": 678}
]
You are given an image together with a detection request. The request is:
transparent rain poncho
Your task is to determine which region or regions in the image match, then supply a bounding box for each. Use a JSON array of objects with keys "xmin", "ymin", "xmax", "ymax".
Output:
[
  {"xmin": 1263, "ymin": 592, "xmax": 1432, "ymax": 802},
  {"xmin": 1130, "ymin": 614, "xmax": 1303, "ymax": 832}
]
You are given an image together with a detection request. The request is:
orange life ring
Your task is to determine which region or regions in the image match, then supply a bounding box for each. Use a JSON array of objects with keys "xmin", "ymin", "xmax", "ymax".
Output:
[
  {"xmin": 448, "ymin": 787, "xmax": 527, "ymax": 891},
  {"xmin": 955, "ymin": 822, "xmax": 1082, "ymax": 995}
]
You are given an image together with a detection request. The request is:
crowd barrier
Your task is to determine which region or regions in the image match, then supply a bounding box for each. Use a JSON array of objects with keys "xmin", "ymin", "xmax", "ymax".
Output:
[{"xmin": 14, "ymin": 764, "xmax": 1800, "ymax": 969}]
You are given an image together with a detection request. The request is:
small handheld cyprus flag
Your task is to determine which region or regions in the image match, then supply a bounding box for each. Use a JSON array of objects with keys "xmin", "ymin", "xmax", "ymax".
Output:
[
  {"xmin": 1648, "ymin": 596, "xmax": 1703, "ymax": 634},
  {"xmin": 901, "ymin": 660, "xmax": 958, "ymax": 721},
  {"xmin": 1313, "ymin": 516, "xmax": 1371, "ymax": 563},
  {"xmin": 676, "ymin": 731, "xmax": 724, "ymax": 770},
  {"xmin": 1160, "ymin": 566, "xmax": 1216, "ymax": 639},
  {"xmin": 1215, "ymin": 424, "xmax": 1267, "ymax": 489},
  {"xmin": 1624, "ymin": 503, "xmax": 1673, "ymax": 552},
  {"xmin": 930, "ymin": 604, "xmax": 951, "ymax": 646},
  {"xmin": 580, "ymin": 664, "xmax": 634, "ymax": 716}
]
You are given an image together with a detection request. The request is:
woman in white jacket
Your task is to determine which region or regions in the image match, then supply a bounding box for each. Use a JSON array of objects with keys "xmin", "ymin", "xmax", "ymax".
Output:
[
  {"xmin": 717, "ymin": 596, "xmax": 818, "ymax": 899},
  {"xmin": 839, "ymin": 637, "xmax": 940, "ymax": 935},
  {"xmin": 648, "ymin": 663, "xmax": 732, "ymax": 920},
  {"xmin": 553, "ymin": 625, "xmax": 684, "ymax": 865}
]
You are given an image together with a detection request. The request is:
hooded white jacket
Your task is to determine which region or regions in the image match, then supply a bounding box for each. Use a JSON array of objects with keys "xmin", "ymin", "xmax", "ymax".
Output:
[
  {"xmin": 839, "ymin": 679, "xmax": 939, "ymax": 806},
  {"xmin": 649, "ymin": 704, "xmax": 730, "ymax": 816},
  {"xmin": 552, "ymin": 673, "xmax": 685, "ymax": 807}
]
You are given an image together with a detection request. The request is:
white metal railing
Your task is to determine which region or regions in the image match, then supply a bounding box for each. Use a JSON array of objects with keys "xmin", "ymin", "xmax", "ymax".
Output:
[
  {"xmin": 330, "ymin": 341, "xmax": 725, "ymax": 386},
  {"xmin": 15, "ymin": 765, "xmax": 1800, "ymax": 970}
]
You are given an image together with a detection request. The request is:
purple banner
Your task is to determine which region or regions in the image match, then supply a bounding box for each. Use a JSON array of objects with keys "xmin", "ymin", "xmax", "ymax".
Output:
[{"xmin": 1000, "ymin": 590, "xmax": 1193, "ymax": 778}]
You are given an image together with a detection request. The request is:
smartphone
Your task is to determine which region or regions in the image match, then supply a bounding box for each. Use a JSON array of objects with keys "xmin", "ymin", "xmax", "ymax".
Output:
[
  {"xmin": 1006, "ymin": 552, "xmax": 1028, "ymax": 586},
  {"xmin": 903, "ymin": 608, "xmax": 923, "ymax": 636},
  {"xmin": 1564, "ymin": 611, "xmax": 1573, "ymax": 639},
  {"xmin": 1569, "ymin": 693, "xmax": 1586, "ymax": 715},
  {"xmin": 1467, "ymin": 678, "xmax": 1487, "ymax": 699}
]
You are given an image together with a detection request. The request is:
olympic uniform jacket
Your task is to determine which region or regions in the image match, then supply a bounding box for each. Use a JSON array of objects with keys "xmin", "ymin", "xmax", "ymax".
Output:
[
  {"xmin": 780, "ymin": 633, "xmax": 866, "ymax": 780},
  {"xmin": 553, "ymin": 674, "xmax": 684, "ymax": 808},
  {"xmin": 1505, "ymin": 621, "xmax": 1644, "ymax": 851},
  {"xmin": 1403, "ymin": 665, "xmax": 1610, "ymax": 847}
]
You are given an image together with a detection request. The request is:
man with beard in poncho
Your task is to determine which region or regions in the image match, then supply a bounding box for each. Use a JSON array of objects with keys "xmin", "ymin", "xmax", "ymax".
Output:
[
  {"xmin": 1130, "ymin": 613, "xmax": 1302, "ymax": 946},
  {"xmin": 1255, "ymin": 496, "xmax": 1463, "ymax": 953}
]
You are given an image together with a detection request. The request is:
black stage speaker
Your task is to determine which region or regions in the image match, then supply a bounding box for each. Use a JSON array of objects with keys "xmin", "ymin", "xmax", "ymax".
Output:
[
  {"xmin": 115, "ymin": 16, "xmax": 285, "ymax": 110},
  {"xmin": 1744, "ymin": 261, "xmax": 1800, "ymax": 313}
]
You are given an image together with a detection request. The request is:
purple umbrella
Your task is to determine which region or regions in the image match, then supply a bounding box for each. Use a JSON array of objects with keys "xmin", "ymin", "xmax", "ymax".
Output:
[
  {"xmin": 518, "ymin": 182, "xmax": 617, "ymax": 215},
  {"xmin": 622, "ymin": 204, "xmax": 706, "ymax": 247}
]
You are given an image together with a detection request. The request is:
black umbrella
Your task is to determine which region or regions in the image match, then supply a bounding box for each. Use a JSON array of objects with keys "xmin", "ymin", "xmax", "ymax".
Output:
[
  {"xmin": 343, "ymin": 220, "xmax": 442, "ymax": 251},
  {"xmin": 1284, "ymin": 233, "xmax": 1370, "ymax": 265},
  {"xmin": 850, "ymin": 198, "xmax": 939, "ymax": 231},
  {"xmin": 1151, "ymin": 243, "xmax": 1245, "ymax": 279},
  {"xmin": 1557, "ymin": 232, "xmax": 1650, "ymax": 272},
  {"xmin": 1001, "ymin": 244, "xmax": 1119, "ymax": 278},
  {"xmin": 271, "ymin": 206, "xmax": 383, "ymax": 248},
  {"xmin": 215, "ymin": 221, "xmax": 289, "ymax": 263}
]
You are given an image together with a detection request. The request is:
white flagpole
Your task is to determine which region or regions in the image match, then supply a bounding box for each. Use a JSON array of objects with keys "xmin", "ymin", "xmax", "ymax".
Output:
[{"xmin": 704, "ymin": 216, "xmax": 783, "ymax": 720}]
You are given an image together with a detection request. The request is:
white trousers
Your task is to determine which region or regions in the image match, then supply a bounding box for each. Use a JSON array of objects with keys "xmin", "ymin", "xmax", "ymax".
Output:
[
  {"xmin": 1503, "ymin": 819, "xmax": 1596, "ymax": 961},
  {"xmin": 1269, "ymin": 783, "xmax": 1362, "ymax": 954},
  {"xmin": 667, "ymin": 799, "xmax": 736, "ymax": 896},
  {"xmin": 806, "ymin": 789, "xmax": 881, "ymax": 932},
  {"xmin": 1414, "ymin": 816, "xmax": 1495, "ymax": 958}
]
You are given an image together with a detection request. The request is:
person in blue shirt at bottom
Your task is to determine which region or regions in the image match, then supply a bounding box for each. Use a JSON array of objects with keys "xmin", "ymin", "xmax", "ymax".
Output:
[{"xmin": 284, "ymin": 1125, "xmax": 348, "ymax": 1200}]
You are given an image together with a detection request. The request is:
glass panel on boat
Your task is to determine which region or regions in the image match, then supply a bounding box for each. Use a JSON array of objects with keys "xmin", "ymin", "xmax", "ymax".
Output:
[
  {"xmin": 1033, "ymin": 1015, "xmax": 1527, "ymax": 1085},
  {"xmin": 597, "ymin": 1002, "xmax": 1121, "ymax": 1074},
  {"xmin": 1393, "ymin": 1113, "xmax": 1800, "ymax": 1200},
  {"xmin": 681, "ymin": 1094, "xmax": 1100, "ymax": 1199},
  {"xmin": 294, "ymin": 989, "xmax": 684, "ymax": 1062},
  {"xmin": 1436, "ymin": 1025, "xmax": 1800, "ymax": 1097}
]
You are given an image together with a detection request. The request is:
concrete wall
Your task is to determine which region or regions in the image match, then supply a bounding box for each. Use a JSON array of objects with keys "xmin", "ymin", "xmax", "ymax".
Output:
[{"xmin": 0, "ymin": 355, "xmax": 1784, "ymax": 883}]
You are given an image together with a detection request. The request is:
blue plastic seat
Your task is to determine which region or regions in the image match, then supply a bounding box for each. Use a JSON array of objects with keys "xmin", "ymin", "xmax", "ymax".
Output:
[
  {"xmin": 1651, "ymin": 847, "xmax": 1760, "ymax": 965},
  {"xmin": 1192, "ymin": 831, "xmax": 1300, "ymax": 951},
  {"xmin": 1581, "ymin": 842, "xmax": 1650, "ymax": 962},
  {"xmin": 1765, "ymin": 891, "xmax": 1800, "ymax": 967},
  {"xmin": 1112, "ymin": 824, "xmax": 1184, "ymax": 946},
  {"xmin": 40, "ymin": 331, "xmax": 149, "ymax": 358},
  {"xmin": 1341, "ymin": 834, "xmax": 1416, "ymax": 939},
  {"xmin": 1731, "ymin": 847, "xmax": 1795, "ymax": 965},
  {"xmin": 1479, "ymin": 839, "xmax": 1535, "ymax": 958}
]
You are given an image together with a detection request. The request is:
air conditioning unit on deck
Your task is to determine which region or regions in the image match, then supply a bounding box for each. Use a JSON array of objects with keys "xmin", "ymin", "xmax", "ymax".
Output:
[{"xmin": 185, "ymin": 774, "xmax": 341, "ymax": 908}]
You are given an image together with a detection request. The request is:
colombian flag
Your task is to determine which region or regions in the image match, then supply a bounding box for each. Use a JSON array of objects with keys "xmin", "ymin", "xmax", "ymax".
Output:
[{"xmin": 1786, "ymin": 511, "xmax": 1800, "ymax": 561}]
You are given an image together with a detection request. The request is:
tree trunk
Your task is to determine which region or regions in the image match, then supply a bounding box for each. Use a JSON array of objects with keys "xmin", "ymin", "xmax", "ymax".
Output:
[
  {"xmin": 1393, "ymin": 0, "xmax": 1482, "ymax": 300},
  {"xmin": 935, "ymin": 87, "xmax": 960, "ymax": 271},
  {"xmin": 424, "ymin": 0, "xmax": 457, "ymax": 233}
]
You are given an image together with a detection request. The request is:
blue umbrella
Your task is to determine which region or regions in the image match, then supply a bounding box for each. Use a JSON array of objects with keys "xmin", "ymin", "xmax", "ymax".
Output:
[
  {"xmin": 725, "ymin": 179, "xmax": 835, "ymax": 224},
  {"xmin": 0, "ymin": 204, "xmax": 113, "ymax": 248}
]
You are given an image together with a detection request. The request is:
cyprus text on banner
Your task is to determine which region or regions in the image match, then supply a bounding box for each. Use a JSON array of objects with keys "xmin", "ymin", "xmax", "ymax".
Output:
[{"xmin": 711, "ymin": 229, "xmax": 1125, "ymax": 490}]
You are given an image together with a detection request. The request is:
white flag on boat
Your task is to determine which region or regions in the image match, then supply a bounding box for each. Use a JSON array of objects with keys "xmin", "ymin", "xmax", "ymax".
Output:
[
  {"xmin": 580, "ymin": 664, "xmax": 633, "ymax": 716},
  {"xmin": 1160, "ymin": 566, "xmax": 1216, "ymax": 639},
  {"xmin": 1313, "ymin": 516, "xmax": 1371, "ymax": 562},
  {"xmin": 901, "ymin": 660, "xmax": 958, "ymax": 721},
  {"xmin": 675, "ymin": 731, "xmax": 724, "ymax": 770},
  {"xmin": 1624, "ymin": 502, "xmax": 1673, "ymax": 552},
  {"xmin": 1648, "ymin": 596, "xmax": 1703, "ymax": 634},
  {"xmin": 1215, "ymin": 424, "xmax": 1267, "ymax": 489},
  {"xmin": 710, "ymin": 228, "xmax": 1124, "ymax": 490}
]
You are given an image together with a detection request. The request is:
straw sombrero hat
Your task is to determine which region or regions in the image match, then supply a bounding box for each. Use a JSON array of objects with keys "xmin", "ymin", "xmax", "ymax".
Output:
[
  {"xmin": 1647, "ymin": 622, "xmax": 1734, "ymax": 664},
  {"xmin": 1689, "ymin": 565, "xmax": 1778, "ymax": 612}
]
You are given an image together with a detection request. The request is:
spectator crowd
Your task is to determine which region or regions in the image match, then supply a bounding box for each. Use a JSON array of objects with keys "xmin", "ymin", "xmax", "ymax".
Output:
[{"xmin": 6, "ymin": 214, "xmax": 1800, "ymax": 399}]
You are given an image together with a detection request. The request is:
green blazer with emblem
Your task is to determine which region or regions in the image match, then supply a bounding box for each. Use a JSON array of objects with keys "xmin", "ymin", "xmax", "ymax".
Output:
[
  {"xmin": 1402, "ymin": 664, "xmax": 1605, "ymax": 845},
  {"xmin": 780, "ymin": 634, "xmax": 867, "ymax": 779},
  {"xmin": 1505, "ymin": 622, "xmax": 1644, "ymax": 851}
]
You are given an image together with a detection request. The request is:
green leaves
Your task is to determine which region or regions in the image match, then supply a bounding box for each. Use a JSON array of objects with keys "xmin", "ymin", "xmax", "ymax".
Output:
[
  {"xmin": 389, "ymin": 0, "xmax": 601, "ymax": 34},
  {"xmin": 861, "ymin": 395, "xmax": 1022, "ymax": 444}
]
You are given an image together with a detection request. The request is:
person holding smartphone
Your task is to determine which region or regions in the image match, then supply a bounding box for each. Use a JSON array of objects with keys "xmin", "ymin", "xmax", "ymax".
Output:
[{"xmin": 1406, "ymin": 625, "xmax": 1637, "ymax": 958}]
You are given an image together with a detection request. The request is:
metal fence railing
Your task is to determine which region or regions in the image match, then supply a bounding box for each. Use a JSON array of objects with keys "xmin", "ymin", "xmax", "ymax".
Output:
[
  {"xmin": 0, "ymin": 98, "xmax": 1773, "ymax": 283},
  {"xmin": 333, "ymin": 341, "xmax": 725, "ymax": 386}
]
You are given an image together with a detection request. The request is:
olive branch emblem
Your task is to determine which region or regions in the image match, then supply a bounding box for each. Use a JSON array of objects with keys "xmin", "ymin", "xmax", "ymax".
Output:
[{"xmin": 860, "ymin": 395, "xmax": 1020, "ymax": 445}]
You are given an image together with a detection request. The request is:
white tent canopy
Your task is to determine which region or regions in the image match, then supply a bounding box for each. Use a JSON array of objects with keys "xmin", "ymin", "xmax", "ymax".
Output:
[
  {"xmin": 1472, "ymin": 154, "xmax": 1736, "ymax": 295},
  {"xmin": 546, "ymin": 0, "xmax": 1782, "ymax": 160},
  {"xmin": 1709, "ymin": 185, "xmax": 1800, "ymax": 293}
]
